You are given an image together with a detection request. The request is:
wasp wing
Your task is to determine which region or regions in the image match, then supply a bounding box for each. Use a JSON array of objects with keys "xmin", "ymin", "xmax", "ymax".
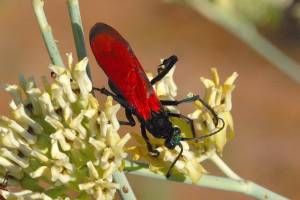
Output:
[{"xmin": 90, "ymin": 23, "xmax": 161, "ymax": 120}]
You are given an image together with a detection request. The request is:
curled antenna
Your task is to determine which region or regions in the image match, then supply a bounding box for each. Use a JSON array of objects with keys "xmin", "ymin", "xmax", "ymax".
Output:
[
  {"xmin": 166, "ymin": 142, "xmax": 183, "ymax": 178},
  {"xmin": 195, "ymin": 96, "xmax": 219, "ymax": 126},
  {"xmin": 166, "ymin": 118, "xmax": 225, "ymax": 178},
  {"xmin": 181, "ymin": 117, "xmax": 225, "ymax": 142}
]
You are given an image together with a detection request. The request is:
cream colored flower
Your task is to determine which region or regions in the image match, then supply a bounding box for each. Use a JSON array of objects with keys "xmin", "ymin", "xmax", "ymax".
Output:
[
  {"xmin": 188, "ymin": 68, "xmax": 238, "ymax": 153},
  {"xmin": 128, "ymin": 133, "xmax": 205, "ymax": 183},
  {"xmin": 147, "ymin": 58, "xmax": 179, "ymax": 113},
  {"xmin": 0, "ymin": 54, "xmax": 130, "ymax": 200},
  {"xmin": 129, "ymin": 62, "xmax": 237, "ymax": 182},
  {"xmin": 1, "ymin": 190, "xmax": 54, "ymax": 200},
  {"xmin": 154, "ymin": 59, "xmax": 177, "ymax": 99}
]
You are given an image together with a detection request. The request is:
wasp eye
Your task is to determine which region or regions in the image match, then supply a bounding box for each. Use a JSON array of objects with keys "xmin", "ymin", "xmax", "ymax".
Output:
[{"xmin": 173, "ymin": 127, "xmax": 181, "ymax": 135}]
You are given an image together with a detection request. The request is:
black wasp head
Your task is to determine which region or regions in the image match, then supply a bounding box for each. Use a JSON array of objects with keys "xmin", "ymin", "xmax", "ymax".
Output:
[
  {"xmin": 165, "ymin": 127, "xmax": 181, "ymax": 149},
  {"xmin": 145, "ymin": 112, "xmax": 182, "ymax": 150}
]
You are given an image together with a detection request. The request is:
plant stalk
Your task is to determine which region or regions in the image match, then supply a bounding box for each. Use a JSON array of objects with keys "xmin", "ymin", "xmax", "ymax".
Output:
[
  {"xmin": 113, "ymin": 171, "xmax": 137, "ymax": 200},
  {"xmin": 66, "ymin": 0, "xmax": 92, "ymax": 80},
  {"xmin": 168, "ymin": 0, "xmax": 300, "ymax": 84},
  {"xmin": 208, "ymin": 150, "xmax": 242, "ymax": 180},
  {"xmin": 32, "ymin": 0, "xmax": 64, "ymax": 67},
  {"xmin": 125, "ymin": 161, "xmax": 288, "ymax": 200}
]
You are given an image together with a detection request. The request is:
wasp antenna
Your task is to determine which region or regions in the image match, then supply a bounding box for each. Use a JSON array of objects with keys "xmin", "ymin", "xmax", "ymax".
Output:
[
  {"xmin": 193, "ymin": 95, "xmax": 219, "ymax": 126},
  {"xmin": 166, "ymin": 142, "xmax": 183, "ymax": 178},
  {"xmin": 181, "ymin": 117, "xmax": 225, "ymax": 142}
]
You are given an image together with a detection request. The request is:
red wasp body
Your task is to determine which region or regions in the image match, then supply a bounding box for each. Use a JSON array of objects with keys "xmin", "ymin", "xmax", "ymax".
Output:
[
  {"xmin": 89, "ymin": 23, "xmax": 223, "ymax": 177},
  {"xmin": 90, "ymin": 24, "xmax": 161, "ymax": 120}
]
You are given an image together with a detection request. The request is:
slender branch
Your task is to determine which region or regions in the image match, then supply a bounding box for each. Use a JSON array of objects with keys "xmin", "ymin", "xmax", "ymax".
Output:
[
  {"xmin": 32, "ymin": 0, "xmax": 64, "ymax": 67},
  {"xmin": 66, "ymin": 0, "xmax": 92, "ymax": 80},
  {"xmin": 113, "ymin": 171, "xmax": 137, "ymax": 200},
  {"xmin": 124, "ymin": 161, "xmax": 289, "ymax": 200},
  {"xmin": 207, "ymin": 150, "xmax": 242, "ymax": 180},
  {"xmin": 167, "ymin": 0, "xmax": 300, "ymax": 84}
]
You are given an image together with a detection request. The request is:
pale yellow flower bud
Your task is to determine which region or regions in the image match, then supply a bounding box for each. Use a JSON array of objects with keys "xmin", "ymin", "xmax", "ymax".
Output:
[
  {"xmin": 0, "ymin": 56, "xmax": 130, "ymax": 199},
  {"xmin": 129, "ymin": 63, "xmax": 237, "ymax": 182}
]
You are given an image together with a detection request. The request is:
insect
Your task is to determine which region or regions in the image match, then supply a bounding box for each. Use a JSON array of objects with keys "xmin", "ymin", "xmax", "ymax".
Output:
[
  {"xmin": 0, "ymin": 173, "xmax": 9, "ymax": 200},
  {"xmin": 89, "ymin": 23, "xmax": 224, "ymax": 177}
]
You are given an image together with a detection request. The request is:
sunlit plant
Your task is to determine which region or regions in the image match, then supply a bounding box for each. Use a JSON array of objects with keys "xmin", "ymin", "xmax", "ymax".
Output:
[
  {"xmin": 1, "ymin": 54, "xmax": 130, "ymax": 200},
  {"xmin": 0, "ymin": 0, "xmax": 288, "ymax": 199},
  {"xmin": 129, "ymin": 67, "xmax": 237, "ymax": 183}
]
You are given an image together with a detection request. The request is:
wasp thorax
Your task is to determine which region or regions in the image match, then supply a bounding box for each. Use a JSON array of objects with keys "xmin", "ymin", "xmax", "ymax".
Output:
[{"xmin": 145, "ymin": 112, "xmax": 173, "ymax": 138}]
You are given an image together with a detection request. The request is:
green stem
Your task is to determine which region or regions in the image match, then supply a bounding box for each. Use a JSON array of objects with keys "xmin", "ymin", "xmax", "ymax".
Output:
[
  {"xmin": 32, "ymin": 0, "xmax": 64, "ymax": 67},
  {"xmin": 113, "ymin": 171, "xmax": 137, "ymax": 200},
  {"xmin": 66, "ymin": 0, "xmax": 92, "ymax": 80},
  {"xmin": 125, "ymin": 161, "xmax": 288, "ymax": 200},
  {"xmin": 208, "ymin": 151, "xmax": 242, "ymax": 180},
  {"xmin": 168, "ymin": 0, "xmax": 300, "ymax": 84}
]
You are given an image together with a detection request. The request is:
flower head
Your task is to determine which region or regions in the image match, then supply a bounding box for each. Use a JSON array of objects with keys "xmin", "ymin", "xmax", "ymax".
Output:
[
  {"xmin": 189, "ymin": 68, "xmax": 238, "ymax": 153},
  {"xmin": 0, "ymin": 54, "xmax": 130, "ymax": 200},
  {"xmin": 128, "ymin": 61, "xmax": 238, "ymax": 182}
]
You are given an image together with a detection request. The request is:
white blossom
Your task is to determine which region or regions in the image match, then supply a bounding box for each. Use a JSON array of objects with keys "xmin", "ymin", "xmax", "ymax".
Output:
[{"xmin": 0, "ymin": 55, "xmax": 130, "ymax": 200}]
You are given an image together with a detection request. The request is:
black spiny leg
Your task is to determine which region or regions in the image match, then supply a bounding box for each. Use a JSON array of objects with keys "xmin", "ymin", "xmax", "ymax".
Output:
[
  {"xmin": 93, "ymin": 87, "xmax": 137, "ymax": 126},
  {"xmin": 93, "ymin": 87, "xmax": 133, "ymax": 111},
  {"xmin": 141, "ymin": 124, "xmax": 160, "ymax": 157},
  {"xmin": 106, "ymin": 80, "xmax": 136, "ymax": 126},
  {"xmin": 161, "ymin": 95, "xmax": 219, "ymax": 126},
  {"xmin": 167, "ymin": 112, "xmax": 196, "ymax": 137},
  {"xmin": 160, "ymin": 95, "xmax": 199, "ymax": 106},
  {"xmin": 93, "ymin": 87, "xmax": 118, "ymax": 99},
  {"xmin": 150, "ymin": 55, "xmax": 178, "ymax": 85},
  {"xmin": 119, "ymin": 109, "xmax": 136, "ymax": 126}
]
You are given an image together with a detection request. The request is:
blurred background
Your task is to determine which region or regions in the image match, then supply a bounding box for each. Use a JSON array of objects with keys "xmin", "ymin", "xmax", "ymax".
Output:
[{"xmin": 1, "ymin": 0, "xmax": 300, "ymax": 199}]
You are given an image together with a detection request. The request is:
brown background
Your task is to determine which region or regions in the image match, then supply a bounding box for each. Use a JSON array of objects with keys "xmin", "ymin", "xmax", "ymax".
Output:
[{"xmin": 0, "ymin": 1, "xmax": 299, "ymax": 199}]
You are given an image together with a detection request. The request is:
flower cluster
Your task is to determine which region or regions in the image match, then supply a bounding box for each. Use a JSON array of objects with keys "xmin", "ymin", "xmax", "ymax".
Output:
[
  {"xmin": 128, "ymin": 61, "xmax": 238, "ymax": 183},
  {"xmin": 188, "ymin": 68, "xmax": 238, "ymax": 154},
  {"xmin": 0, "ymin": 52, "xmax": 237, "ymax": 199},
  {"xmin": 0, "ymin": 54, "xmax": 130, "ymax": 200}
]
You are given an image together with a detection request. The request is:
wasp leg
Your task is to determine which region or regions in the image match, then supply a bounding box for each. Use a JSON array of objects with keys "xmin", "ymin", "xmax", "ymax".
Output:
[
  {"xmin": 161, "ymin": 95, "xmax": 218, "ymax": 126},
  {"xmin": 108, "ymin": 80, "xmax": 121, "ymax": 96},
  {"xmin": 167, "ymin": 112, "xmax": 196, "ymax": 138},
  {"xmin": 93, "ymin": 87, "xmax": 133, "ymax": 110},
  {"xmin": 119, "ymin": 109, "xmax": 136, "ymax": 126},
  {"xmin": 93, "ymin": 87, "xmax": 117, "ymax": 98},
  {"xmin": 106, "ymin": 80, "xmax": 136, "ymax": 126},
  {"xmin": 93, "ymin": 87, "xmax": 137, "ymax": 126},
  {"xmin": 150, "ymin": 55, "xmax": 178, "ymax": 85},
  {"xmin": 141, "ymin": 124, "xmax": 160, "ymax": 157},
  {"xmin": 160, "ymin": 95, "xmax": 200, "ymax": 106}
]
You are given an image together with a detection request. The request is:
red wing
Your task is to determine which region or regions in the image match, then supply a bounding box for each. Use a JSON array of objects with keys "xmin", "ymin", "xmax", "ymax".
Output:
[{"xmin": 90, "ymin": 23, "xmax": 161, "ymax": 120}]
